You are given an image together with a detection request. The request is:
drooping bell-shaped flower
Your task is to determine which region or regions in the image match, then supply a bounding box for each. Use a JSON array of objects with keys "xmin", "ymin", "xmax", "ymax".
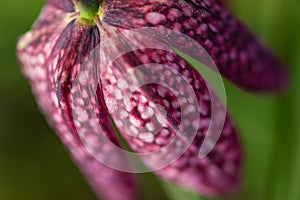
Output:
[{"xmin": 17, "ymin": 0, "xmax": 288, "ymax": 200}]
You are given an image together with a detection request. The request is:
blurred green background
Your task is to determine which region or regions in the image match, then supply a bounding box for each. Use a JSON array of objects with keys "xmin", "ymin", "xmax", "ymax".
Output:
[{"xmin": 0, "ymin": 0, "xmax": 299, "ymax": 200}]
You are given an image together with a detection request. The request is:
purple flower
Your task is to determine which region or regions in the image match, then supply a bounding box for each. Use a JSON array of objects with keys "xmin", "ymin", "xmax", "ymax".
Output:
[{"xmin": 16, "ymin": 0, "xmax": 288, "ymax": 200}]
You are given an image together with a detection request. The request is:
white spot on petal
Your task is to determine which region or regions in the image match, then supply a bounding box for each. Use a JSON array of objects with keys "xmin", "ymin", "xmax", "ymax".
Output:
[
  {"xmin": 139, "ymin": 133, "xmax": 154, "ymax": 143},
  {"xmin": 146, "ymin": 12, "xmax": 166, "ymax": 25}
]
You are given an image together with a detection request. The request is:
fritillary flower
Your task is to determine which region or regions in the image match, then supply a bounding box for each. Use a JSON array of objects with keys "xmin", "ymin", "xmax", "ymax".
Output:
[{"xmin": 16, "ymin": 0, "xmax": 288, "ymax": 200}]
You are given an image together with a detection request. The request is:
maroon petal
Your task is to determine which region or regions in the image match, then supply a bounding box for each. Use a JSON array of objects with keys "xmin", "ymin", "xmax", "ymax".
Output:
[
  {"xmin": 104, "ymin": 0, "xmax": 288, "ymax": 92},
  {"xmin": 17, "ymin": 4, "xmax": 136, "ymax": 200},
  {"xmin": 47, "ymin": 0, "xmax": 75, "ymax": 12},
  {"xmin": 98, "ymin": 26, "xmax": 242, "ymax": 196}
]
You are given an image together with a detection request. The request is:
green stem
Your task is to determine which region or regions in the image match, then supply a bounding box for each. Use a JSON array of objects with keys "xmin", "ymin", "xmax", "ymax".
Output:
[{"xmin": 73, "ymin": 0, "xmax": 100, "ymax": 21}]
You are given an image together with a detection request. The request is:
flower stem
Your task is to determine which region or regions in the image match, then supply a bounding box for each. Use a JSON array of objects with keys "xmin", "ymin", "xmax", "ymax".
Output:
[{"xmin": 73, "ymin": 0, "xmax": 100, "ymax": 21}]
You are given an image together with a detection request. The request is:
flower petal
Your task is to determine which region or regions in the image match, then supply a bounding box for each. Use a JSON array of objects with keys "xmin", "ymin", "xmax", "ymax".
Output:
[
  {"xmin": 17, "ymin": 4, "xmax": 136, "ymax": 200},
  {"xmin": 47, "ymin": 0, "xmax": 75, "ymax": 12},
  {"xmin": 104, "ymin": 0, "xmax": 288, "ymax": 92},
  {"xmin": 98, "ymin": 26, "xmax": 242, "ymax": 197}
]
